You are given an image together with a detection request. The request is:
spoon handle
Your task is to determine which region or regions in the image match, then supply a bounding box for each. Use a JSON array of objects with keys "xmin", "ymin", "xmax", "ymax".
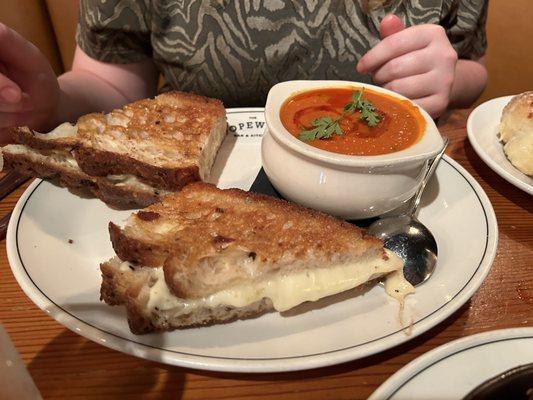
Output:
[{"xmin": 408, "ymin": 137, "xmax": 450, "ymax": 216}]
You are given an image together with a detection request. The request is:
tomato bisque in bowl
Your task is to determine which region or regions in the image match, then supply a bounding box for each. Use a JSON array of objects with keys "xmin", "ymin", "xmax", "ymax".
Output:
[{"xmin": 262, "ymin": 80, "xmax": 444, "ymax": 219}]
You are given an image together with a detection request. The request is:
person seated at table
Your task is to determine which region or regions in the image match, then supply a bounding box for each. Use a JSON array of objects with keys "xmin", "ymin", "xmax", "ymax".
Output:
[{"xmin": 0, "ymin": 0, "xmax": 488, "ymax": 141}]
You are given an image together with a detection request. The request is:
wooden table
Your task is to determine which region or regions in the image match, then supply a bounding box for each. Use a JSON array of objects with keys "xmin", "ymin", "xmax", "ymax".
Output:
[{"xmin": 0, "ymin": 108, "xmax": 531, "ymax": 399}]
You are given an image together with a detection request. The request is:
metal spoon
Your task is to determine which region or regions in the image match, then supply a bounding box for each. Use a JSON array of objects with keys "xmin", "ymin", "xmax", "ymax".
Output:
[{"xmin": 368, "ymin": 138, "xmax": 449, "ymax": 286}]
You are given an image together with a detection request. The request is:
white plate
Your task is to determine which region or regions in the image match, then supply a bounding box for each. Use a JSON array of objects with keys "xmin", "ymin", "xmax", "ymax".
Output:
[
  {"xmin": 370, "ymin": 327, "xmax": 533, "ymax": 399},
  {"xmin": 467, "ymin": 96, "xmax": 533, "ymax": 195},
  {"xmin": 7, "ymin": 109, "xmax": 498, "ymax": 373}
]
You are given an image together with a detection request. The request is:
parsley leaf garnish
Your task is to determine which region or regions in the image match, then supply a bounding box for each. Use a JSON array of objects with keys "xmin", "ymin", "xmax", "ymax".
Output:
[{"xmin": 298, "ymin": 89, "xmax": 382, "ymax": 142}]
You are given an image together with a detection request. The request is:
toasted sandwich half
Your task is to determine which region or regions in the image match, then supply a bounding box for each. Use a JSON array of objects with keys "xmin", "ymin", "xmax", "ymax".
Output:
[
  {"xmin": 101, "ymin": 183, "xmax": 411, "ymax": 334},
  {"xmin": 2, "ymin": 92, "xmax": 227, "ymax": 208}
]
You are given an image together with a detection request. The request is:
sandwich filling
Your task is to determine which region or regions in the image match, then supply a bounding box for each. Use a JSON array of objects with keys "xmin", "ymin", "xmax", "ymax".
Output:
[
  {"xmin": 33, "ymin": 121, "xmax": 78, "ymax": 139},
  {"xmin": 2, "ymin": 144, "xmax": 170, "ymax": 194},
  {"xmin": 116, "ymin": 249, "xmax": 413, "ymax": 320}
]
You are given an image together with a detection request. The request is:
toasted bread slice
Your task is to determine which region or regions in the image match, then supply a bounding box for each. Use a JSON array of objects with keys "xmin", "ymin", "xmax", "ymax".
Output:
[
  {"xmin": 73, "ymin": 91, "xmax": 227, "ymax": 190},
  {"xmin": 109, "ymin": 182, "xmax": 385, "ymax": 273},
  {"xmin": 102, "ymin": 183, "xmax": 408, "ymax": 333}
]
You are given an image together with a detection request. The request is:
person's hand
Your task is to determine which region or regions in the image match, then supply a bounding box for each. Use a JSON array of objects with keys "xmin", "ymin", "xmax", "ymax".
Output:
[
  {"xmin": 357, "ymin": 15, "xmax": 458, "ymax": 118},
  {"xmin": 0, "ymin": 23, "xmax": 59, "ymax": 144}
]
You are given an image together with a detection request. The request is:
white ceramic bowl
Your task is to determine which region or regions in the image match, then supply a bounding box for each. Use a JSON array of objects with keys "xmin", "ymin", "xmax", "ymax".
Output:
[{"xmin": 262, "ymin": 80, "xmax": 444, "ymax": 219}]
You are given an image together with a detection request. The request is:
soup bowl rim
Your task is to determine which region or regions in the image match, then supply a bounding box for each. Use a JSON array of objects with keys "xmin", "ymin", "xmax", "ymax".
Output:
[{"xmin": 264, "ymin": 80, "xmax": 443, "ymax": 168}]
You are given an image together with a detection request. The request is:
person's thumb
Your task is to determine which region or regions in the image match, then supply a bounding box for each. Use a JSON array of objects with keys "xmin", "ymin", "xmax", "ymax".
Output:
[{"xmin": 380, "ymin": 14, "xmax": 405, "ymax": 39}]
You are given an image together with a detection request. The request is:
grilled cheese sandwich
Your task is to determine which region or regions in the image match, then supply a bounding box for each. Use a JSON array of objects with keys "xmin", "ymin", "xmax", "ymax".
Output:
[
  {"xmin": 101, "ymin": 183, "xmax": 413, "ymax": 334},
  {"xmin": 2, "ymin": 91, "xmax": 227, "ymax": 208}
]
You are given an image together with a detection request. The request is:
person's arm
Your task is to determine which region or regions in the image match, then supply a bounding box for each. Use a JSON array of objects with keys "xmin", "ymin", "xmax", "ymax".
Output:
[
  {"xmin": 0, "ymin": 24, "xmax": 158, "ymax": 139},
  {"xmin": 53, "ymin": 46, "xmax": 158, "ymax": 129},
  {"xmin": 449, "ymin": 57, "xmax": 487, "ymax": 109}
]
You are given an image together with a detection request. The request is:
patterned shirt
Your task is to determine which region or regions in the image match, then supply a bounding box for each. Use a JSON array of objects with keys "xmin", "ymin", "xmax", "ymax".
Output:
[{"xmin": 77, "ymin": 0, "xmax": 488, "ymax": 107}]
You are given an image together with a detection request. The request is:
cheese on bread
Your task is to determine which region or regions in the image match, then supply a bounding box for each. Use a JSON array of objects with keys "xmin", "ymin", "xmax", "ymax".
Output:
[{"xmin": 101, "ymin": 248, "xmax": 409, "ymax": 334}]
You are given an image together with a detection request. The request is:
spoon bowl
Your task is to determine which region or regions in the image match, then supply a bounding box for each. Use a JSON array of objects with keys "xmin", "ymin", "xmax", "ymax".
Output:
[
  {"xmin": 369, "ymin": 215, "xmax": 437, "ymax": 286},
  {"xmin": 368, "ymin": 138, "xmax": 449, "ymax": 286}
]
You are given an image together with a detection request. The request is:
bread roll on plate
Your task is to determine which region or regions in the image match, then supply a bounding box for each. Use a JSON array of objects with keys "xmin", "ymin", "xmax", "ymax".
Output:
[{"xmin": 498, "ymin": 91, "xmax": 533, "ymax": 176}]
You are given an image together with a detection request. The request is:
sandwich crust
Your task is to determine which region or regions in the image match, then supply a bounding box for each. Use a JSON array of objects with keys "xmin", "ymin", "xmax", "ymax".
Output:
[
  {"xmin": 109, "ymin": 221, "xmax": 170, "ymax": 266},
  {"xmin": 73, "ymin": 147, "xmax": 201, "ymax": 191}
]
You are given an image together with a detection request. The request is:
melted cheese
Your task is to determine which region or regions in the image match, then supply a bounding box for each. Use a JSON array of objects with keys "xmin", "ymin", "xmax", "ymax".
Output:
[
  {"xmin": 2, "ymin": 145, "xmax": 78, "ymax": 169},
  {"xmin": 384, "ymin": 269, "xmax": 415, "ymax": 302},
  {"xmin": 106, "ymin": 174, "xmax": 169, "ymax": 193},
  {"xmin": 49, "ymin": 150, "xmax": 78, "ymax": 168},
  {"xmin": 35, "ymin": 122, "xmax": 78, "ymax": 139},
  {"xmin": 144, "ymin": 249, "xmax": 410, "ymax": 316}
]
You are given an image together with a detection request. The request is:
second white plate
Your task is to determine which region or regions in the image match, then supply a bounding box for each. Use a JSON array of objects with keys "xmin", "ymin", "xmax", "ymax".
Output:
[
  {"xmin": 370, "ymin": 328, "xmax": 533, "ymax": 399},
  {"xmin": 7, "ymin": 109, "xmax": 498, "ymax": 373},
  {"xmin": 467, "ymin": 96, "xmax": 533, "ymax": 195}
]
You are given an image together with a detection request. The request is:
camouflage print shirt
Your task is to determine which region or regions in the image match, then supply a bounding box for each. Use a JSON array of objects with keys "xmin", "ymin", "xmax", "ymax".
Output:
[{"xmin": 77, "ymin": 0, "xmax": 488, "ymax": 107}]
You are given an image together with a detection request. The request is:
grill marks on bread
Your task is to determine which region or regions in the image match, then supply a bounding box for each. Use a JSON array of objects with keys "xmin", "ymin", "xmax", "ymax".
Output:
[{"xmin": 74, "ymin": 91, "xmax": 226, "ymax": 189}]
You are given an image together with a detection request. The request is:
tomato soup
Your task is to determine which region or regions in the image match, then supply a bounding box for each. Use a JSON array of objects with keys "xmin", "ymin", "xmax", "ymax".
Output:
[{"xmin": 280, "ymin": 87, "xmax": 425, "ymax": 156}]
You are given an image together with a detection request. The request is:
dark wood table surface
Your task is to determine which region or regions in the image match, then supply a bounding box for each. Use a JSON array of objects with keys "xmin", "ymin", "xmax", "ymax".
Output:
[{"xmin": 0, "ymin": 108, "xmax": 531, "ymax": 399}]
